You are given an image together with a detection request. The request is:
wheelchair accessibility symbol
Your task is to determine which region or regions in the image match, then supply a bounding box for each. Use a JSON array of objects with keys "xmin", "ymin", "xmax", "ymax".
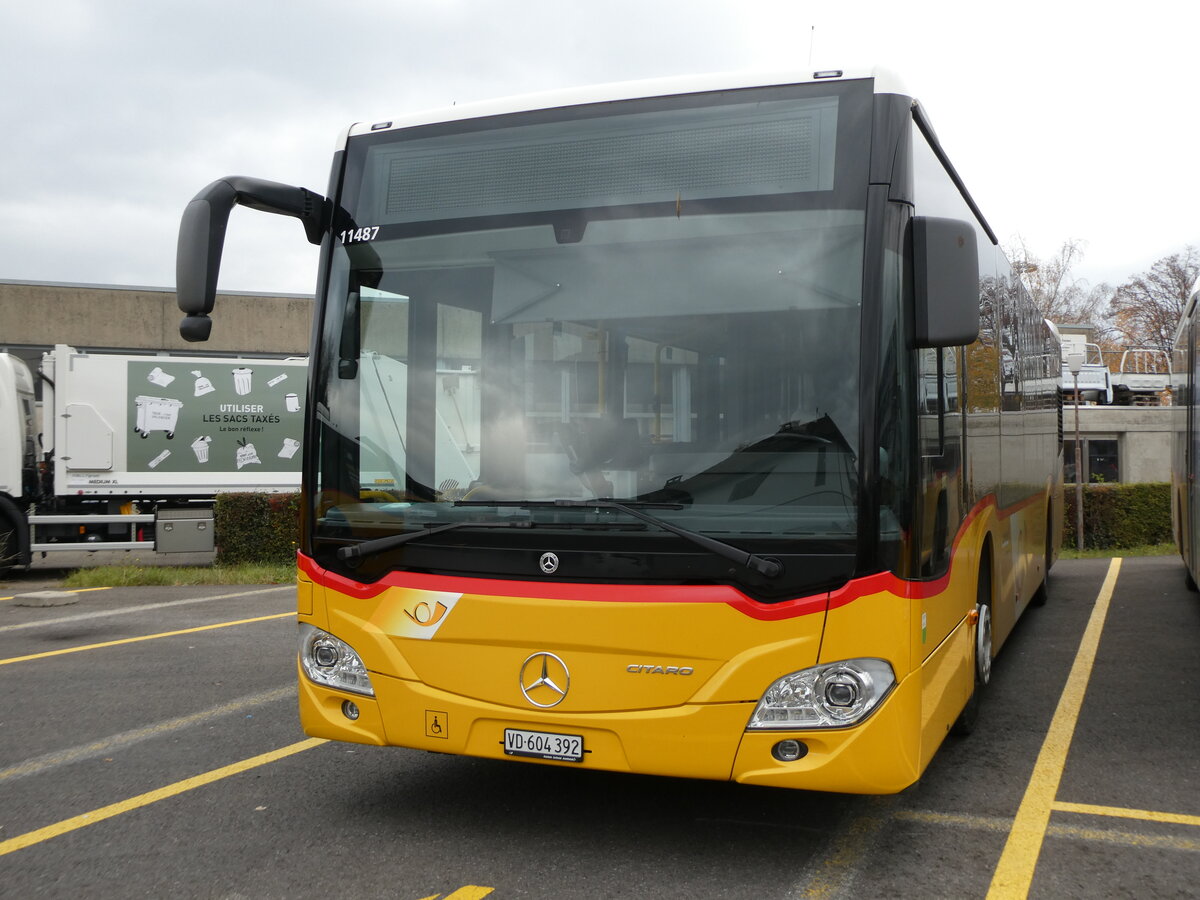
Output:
[{"xmin": 425, "ymin": 710, "xmax": 448, "ymax": 739}]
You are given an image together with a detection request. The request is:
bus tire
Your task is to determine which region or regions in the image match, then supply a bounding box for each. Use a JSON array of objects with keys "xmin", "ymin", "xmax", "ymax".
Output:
[
  {"xmin": 952, "ymin": 549, "xmax": 993, "ymax": 736},
  {"xmin": 1032, "ymin": 508, "xmax": 1054, "ymax": 607}
]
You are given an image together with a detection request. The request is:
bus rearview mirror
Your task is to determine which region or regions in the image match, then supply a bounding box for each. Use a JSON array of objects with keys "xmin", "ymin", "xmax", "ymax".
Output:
[
  {"xmin": 176, "ymin": 176, "xmax": 328, "ymax": 342},
  {"xmin": 912, "ymin": 216, "xmax": 980, "ymax": 349}
]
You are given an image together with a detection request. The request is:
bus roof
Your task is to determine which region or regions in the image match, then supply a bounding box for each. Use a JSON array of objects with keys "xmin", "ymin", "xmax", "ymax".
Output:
[{"xmin": 341, "ymin": 67, "xmax": 908, "ymax": 145}]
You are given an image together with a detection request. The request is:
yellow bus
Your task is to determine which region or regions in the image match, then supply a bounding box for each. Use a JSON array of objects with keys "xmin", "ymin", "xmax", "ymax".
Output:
[
  {"xmin": 1172, "ymin": 277, "xmax": 1200, "ymax": 590},
  {"xmin": 177, "ymin": 68, "xmax": 1062, "ymax": 793}
]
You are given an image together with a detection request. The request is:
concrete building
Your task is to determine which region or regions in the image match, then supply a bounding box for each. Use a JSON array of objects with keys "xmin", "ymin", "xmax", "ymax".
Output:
[
  {"xmin": 1053, "ymin": 322, "xmax": 1174, "ymax": 484},
  {"xmin": 0, "ymin": 279, "xmax": 313, "ymax": 375},
  {"xmin": 1065, "ymin": 403, "xmax": 1174, "ymax": 484}
]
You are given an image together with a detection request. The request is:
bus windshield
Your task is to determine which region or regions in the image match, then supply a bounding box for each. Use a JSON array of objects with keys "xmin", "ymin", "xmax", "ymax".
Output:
[{"xmin": 312, "ymin": 83, "xmax": 871, "ymax": 583}]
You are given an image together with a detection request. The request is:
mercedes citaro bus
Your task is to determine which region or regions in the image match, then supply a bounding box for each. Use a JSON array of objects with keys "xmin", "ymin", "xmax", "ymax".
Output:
[
  {"xmin": 176, "ymin": 68, "xmax": 1062, "ymax": 793},
  {"xmin": 1172, "ymin": 278, "xmax": 1200, "ymax": 591}
]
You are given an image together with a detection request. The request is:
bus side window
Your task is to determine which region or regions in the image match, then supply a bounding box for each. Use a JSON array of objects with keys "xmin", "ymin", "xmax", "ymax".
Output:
[
  {"xmin": 919, "ymin": 347, "xmax": 946, "ymax": 457},
  {"xmin": 917, "ymin": 344, "xmax": 964, "ymax": 577}
]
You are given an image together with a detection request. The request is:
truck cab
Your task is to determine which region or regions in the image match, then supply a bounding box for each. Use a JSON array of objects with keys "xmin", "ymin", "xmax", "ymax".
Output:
[{"xmin": 0, "ymin": 353, "xmax": 37, "ymax": 568}]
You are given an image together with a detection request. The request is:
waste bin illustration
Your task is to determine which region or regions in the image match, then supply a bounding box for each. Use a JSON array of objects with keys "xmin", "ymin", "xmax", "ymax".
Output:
[
  {"xmin": 134, "ymin": 395, "xmax": 184, "ymax": 438},
  {"xmin": 232, "ymin": 367, "xmax": 254, "ymax": 396},
  {"xmin": 191, "ymin": 435, "xmax": 212, "ymax": 463}
]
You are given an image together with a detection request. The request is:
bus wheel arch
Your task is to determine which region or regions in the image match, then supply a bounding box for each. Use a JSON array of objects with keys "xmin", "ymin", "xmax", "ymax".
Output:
[
  {"xmin": 951, "ymin": 538, "xmax": 994, "ymax": 736},
  {"xmin": 973, "ymin": 544, "xmax": 994, "ymax": 686},
  {"xmin": 1031, "ymin": 503, "xmax": 1054, "ymax": 606}
]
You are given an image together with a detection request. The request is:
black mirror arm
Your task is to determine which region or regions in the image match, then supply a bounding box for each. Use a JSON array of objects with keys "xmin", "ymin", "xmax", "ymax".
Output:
[{"xmin": 176, "ymin": 176, "xmax": 329, "ymax": 341}]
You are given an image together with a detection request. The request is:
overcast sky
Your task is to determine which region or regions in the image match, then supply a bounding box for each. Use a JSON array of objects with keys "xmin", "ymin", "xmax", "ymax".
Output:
[{"xmin": 3, "ymin": 1, "xmax": 1196, "ymax": 298}]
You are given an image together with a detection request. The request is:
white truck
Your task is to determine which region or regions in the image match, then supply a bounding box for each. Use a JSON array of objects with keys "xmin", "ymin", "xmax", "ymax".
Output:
[
  {"xmin": 0, "ymin": 345, "xmax": 305, "ymax": 571},
  {"xmin": 1059, "ymin": 334, "xmax": 1113, "ymax": 405},
  {"xmin": 1112, "ymin": 348, "xmax": 1171, "ymax": 405}
]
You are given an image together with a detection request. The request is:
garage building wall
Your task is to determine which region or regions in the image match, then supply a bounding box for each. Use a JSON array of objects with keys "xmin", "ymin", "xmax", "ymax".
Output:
[{"xmin": 0, "ymin": 280, "xmax": 313, "ymax": 360}]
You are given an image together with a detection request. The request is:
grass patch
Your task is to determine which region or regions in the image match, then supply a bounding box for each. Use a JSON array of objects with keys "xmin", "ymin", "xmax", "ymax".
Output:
[
  {"xmin": 61, "ymin": 562, "xmax": 296, "ymax": 588},
  {"xmin": 1058, "ymin": 542, "xmax": 1177, "ymax": 560}
]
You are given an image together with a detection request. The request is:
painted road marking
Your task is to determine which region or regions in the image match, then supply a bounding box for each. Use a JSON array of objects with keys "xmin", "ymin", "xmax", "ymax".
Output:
[
  {"xmin": 986, "ymin": 556, "xmax": 1122, "ymax": 898},
  {"xmin": 1051, "ymin": 800, "xmax": 1200, "ymax": 829},
  {"xmin": 417, "ymin": 888, "xmax": 495, "ymax": 900},
  {"xmin": 792, "ymin": 795, "xmax": 1200, "ymax": 899},
  {"xmin": 0, "ymin": 612, "xmax": 294, "ymax": 666},
  {"xmin": 0, "ymin": 738, "xmax": 327, "ymax": 857},
  {"xmin": 792, "ymin": 798, "xmax": 890, "ymax": 899},
  {"xmin": 0, "ymin": 585, "xmax": 291, "ymax": 633},
  {"xmin": 0, "ymin": 685, "xmax": 294, "ymax": 782},
  {"xmin": 895, "ymin": 808, "xmax": 1200, "ymax": 853},
  {"xmin": 0, "ymin": 586, "xmax": 111, "ymax": 602}
]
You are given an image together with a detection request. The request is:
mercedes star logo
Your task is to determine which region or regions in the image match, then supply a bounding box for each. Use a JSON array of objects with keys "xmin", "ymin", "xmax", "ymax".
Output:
[
  {"xmin": 539, "ymin": 552, "xmax": 560, "ymax": 575},
  {"xmin": 519, "ymin": 652, "xmax": 570, "ymax": 708}
]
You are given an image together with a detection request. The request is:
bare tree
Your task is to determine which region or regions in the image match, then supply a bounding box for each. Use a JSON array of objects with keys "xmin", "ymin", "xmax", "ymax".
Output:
[
  {"xmin": 1007, "ymin": 238, "xmax": 1114, "ymax": 337},
  {"xmin": 1108, "ymin": 247, "xmax": 1199, "ymax": 354}
]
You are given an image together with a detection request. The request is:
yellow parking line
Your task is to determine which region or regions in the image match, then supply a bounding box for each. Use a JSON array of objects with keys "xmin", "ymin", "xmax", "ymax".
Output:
[
  {"xmin": 986, "ymin": 557, "xmax": 1122, "ymax": 899},
  {"xmin": 0, "ymin": 685, "xmax": 295, "ymax": 782},
  {"xmin": 895, "ymin": 807, "xmax": 1200, "ymax": 852},
  {"xmin": 1053, "ymin": 801, "xmax": 1200, "ymax": 829},
  {"xmin": 0, "ymin": 612, "xmax": 294, "ymax": 666},
  {"xmin": 894, "ymin": 809, "xmax": 1009, "ymax": 832},
  {"xmin": 0, "ymin": 737, "xmax": 326, "ymax": 856},
  {"xmin": 1051, "ymin": 821, "xmax": 1200, "ymax": 853},
  {"xmin": 795, "ymin": 797, "xmax": 890, "ymax": 898}
]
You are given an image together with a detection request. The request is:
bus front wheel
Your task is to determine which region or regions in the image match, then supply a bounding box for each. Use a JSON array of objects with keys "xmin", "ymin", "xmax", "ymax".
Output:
[
  {"xmin": 1032, "ymin": 508, "xmax": 1053, "ymax": 606},
  {"xmin": 952, "ymin": 553, "xmax": 993, "ymax": 736}
]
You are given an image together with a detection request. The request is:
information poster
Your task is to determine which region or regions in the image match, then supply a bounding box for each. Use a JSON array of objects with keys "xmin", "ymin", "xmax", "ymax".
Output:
[{"xmin": 126, "ymin": 359, "xmax": 305, "ymax": 473}]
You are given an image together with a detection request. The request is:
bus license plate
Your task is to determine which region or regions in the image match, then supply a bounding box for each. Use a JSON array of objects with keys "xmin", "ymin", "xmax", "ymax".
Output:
[{"xmin": 503, "ymin": 728, "xmax": 584, "ymax": 763}]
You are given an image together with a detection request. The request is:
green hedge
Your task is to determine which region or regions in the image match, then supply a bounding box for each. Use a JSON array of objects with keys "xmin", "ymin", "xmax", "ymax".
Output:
[
  {"xmin": 214, "ymin": 492, "xmax": 301, "ymax": 565},
  {"xmin": 1062, "ymin": 482, "xmax": 1172, "ymax": 550}
]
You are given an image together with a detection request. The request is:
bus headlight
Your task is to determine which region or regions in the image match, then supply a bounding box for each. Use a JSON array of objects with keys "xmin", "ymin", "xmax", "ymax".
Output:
[
  {"xmin": 747, "ymin": 659, "xmax": 895, "ymax": 729},
  {"xmin": 298, "ymin": 624, "xmax": 375, "ymax": 696}
]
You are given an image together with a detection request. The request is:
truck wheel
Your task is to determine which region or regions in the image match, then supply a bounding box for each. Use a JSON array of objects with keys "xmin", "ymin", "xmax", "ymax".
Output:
[{"xmin": 0, "ymin": 516, "xmax": 18, "ymax": 578}]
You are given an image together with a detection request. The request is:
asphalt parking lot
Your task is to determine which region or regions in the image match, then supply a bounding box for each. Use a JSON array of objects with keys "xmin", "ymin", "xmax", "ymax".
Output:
[{"xmin": 0, "ymin": 555, "xmax": 1197, "ymax": 899}]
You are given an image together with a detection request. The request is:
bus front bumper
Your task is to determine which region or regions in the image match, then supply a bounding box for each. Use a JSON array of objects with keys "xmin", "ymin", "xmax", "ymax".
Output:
[{"xmin": 298, "ymin": 664, "xmax": 923, "ymax": 794}]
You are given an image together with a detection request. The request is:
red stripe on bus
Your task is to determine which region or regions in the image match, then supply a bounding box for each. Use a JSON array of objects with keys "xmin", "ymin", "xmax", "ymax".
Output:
[{"xmin": 299, "ymin": 486, "xmax": 1048, "ymax": 621}]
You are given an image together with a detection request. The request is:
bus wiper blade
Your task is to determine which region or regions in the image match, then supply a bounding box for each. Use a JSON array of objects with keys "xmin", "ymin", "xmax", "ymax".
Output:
[
  {"xmin": 453, "ymin": 499, "xmax": 685, "ymax": 510},
  {"xmin": 552, "ymin": 499, "xmax": 782, "ymax": 579},
  {"xmin": 336, "ymin": 519, "xmax": 530, "ymax": 564}
]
